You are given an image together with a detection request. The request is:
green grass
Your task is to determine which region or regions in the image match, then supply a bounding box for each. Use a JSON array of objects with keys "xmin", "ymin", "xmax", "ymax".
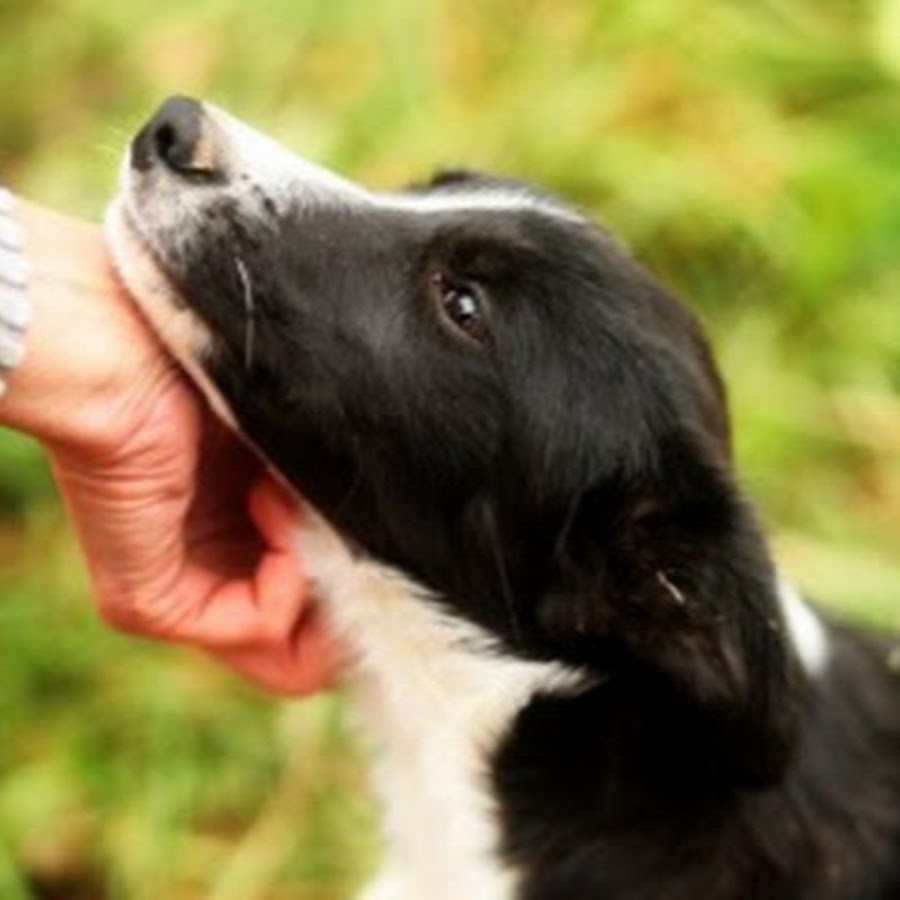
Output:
[{"xmin": 1, "ymin": 0, "xmax": 899, "ymax": 896}]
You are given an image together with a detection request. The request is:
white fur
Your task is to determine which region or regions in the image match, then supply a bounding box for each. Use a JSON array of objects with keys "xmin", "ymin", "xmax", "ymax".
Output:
[
  {"xmin": 203, "ymin": 103, "xmax": 584, "ymax": 222},
  {"xmin": 377, "ymin": 188, "xmax": 582, "ymax": 219},
  {"xmin": 778, "ymin": 579, "xmax": 830, "ymax": 676},
  {"xmin": 297, "ymin": 508, "xmax": 587, "ymax": 900},
  {"xmin": 105, "ymin": 198, "xmax": 239, "ymax": 431}
]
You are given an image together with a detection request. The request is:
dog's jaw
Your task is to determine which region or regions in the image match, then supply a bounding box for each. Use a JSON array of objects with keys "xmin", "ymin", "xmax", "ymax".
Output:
[{"xmin": 105, "ymin": 195, "xmax": 239, "ymax": 431}]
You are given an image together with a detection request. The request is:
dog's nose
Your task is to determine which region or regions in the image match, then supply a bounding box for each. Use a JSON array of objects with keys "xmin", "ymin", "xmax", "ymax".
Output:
[{"xmin": 131, "ymin": 96, "xmax": 221, "ymax": 177}]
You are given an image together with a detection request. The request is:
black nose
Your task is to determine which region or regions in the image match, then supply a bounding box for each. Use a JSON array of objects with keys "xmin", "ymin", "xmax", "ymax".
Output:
[{"xmin": 131, "ymin": 96, "xmax": 218, "ymax": 176}]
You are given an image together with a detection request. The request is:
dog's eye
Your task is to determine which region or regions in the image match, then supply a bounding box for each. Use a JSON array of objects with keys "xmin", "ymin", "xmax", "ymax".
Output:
[{"xmin": 433, "ymin": 277, "xmax": 489, "ymax": 344}]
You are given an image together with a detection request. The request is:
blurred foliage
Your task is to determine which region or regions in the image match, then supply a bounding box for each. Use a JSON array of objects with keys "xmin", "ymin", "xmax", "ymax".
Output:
[{"xmin": 0, "ymin": 0, "xmax": 898, "ymax": 896}]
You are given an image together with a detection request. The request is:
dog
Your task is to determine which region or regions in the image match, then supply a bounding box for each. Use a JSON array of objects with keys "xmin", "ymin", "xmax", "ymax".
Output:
[{"xmin": 106, "ymin": 97, "xmax": 900, "ymax": 900}]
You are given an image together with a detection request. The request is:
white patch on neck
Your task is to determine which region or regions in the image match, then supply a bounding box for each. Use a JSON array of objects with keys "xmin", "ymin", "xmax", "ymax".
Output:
[
  {"xmin": 297, "ymin": 509, "xmax": 587, "ymax": 900},
  {"xmin": 778, "ymin": 579, "xmax": 830, "ymax": 676}
]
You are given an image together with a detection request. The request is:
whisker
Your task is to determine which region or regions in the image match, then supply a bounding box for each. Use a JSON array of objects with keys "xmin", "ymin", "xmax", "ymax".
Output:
[
  {"xmin": 234, "ymin": 255, "xmax": 256, "ymax": 372},
  {"xmin": 481, "ymin": 501, "xmax": 525, "ymax": 651}
]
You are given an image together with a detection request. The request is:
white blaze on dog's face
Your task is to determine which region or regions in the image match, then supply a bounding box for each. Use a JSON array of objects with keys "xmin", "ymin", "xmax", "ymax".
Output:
[{"xmin": 108, "ymin": 97, "xmax": 821, "ymax": 787}]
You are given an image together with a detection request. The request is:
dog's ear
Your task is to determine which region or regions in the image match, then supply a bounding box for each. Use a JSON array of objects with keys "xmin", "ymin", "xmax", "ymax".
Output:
[{"xmin": 538, "ymin": 432, "xmax": 801, "ymax": 786}]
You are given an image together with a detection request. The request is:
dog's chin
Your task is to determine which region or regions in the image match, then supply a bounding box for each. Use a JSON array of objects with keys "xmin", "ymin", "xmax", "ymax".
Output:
[{"xmin": 104, "ymin": 194, "xmax": 239, "ymax": 430}]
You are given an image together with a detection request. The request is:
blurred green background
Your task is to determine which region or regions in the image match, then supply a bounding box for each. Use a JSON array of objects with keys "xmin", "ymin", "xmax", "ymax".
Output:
[{"xmin": 1, "ymin": 0, "xmax": 899, "ymax": 897}]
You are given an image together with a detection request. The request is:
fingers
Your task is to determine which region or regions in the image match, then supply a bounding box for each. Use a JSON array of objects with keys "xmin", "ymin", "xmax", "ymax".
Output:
[
  {"xmin": 93, "ymin": 462, "xmax": 339, "ymax": 696},
  {"xmin": 194, "ymin": 485, "xmax": 340, "ymax": 694},
  {"xmin": 248, "ymin": 474, "xmax": 302, "ymax": 552},
  {"xmin": 251, "ymin": 547, "xmax": 311, "ymax": 638},
  {"xmin": 99, "ymin": 548, "xmax": 339, "ymax": 695},
  {"xmin": 165, "ymin": 549, "xmax": 338, "ymax": 696},
  {"xmin": 210, "ymin": 605, "xmax": 343, "ymax": 697}
]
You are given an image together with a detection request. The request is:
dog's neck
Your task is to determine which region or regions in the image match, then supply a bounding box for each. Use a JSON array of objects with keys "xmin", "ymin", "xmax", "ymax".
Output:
[{"xmin": 296, "ymin": 510, "xmax": 584, "ymax": 900}]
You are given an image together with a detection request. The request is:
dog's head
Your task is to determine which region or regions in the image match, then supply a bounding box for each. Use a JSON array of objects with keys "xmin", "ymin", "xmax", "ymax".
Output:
[{"xmin": 108, "ymin": 97, "xmax": 800, "ymax": 783}]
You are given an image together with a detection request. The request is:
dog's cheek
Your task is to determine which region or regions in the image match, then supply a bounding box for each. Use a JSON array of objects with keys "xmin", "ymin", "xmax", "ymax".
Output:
[
  {"xmin": 539, "ymin": 561, "xmax": 749, "ymax": 705},
  {"xmin": 536, "ymin": 462, "xmax": 802, "ymax": 787}
]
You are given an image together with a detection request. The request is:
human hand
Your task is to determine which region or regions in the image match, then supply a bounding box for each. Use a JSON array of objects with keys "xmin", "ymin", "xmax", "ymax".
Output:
[{"xmin": 0, "ymin": 199, "xmax": 339, "ymax": 695}]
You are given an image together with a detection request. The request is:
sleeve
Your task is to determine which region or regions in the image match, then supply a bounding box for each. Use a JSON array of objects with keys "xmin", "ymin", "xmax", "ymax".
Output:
[{"xmin": 0, "ymin": 187, "xmax": 30, "ymax": 399}]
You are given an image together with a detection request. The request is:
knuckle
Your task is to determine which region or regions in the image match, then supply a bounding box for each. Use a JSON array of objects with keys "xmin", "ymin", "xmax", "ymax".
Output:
[
  {"xmin": 96, "ymin": 589, "xmax": 176, "ymax": 637},
  {"xmin": 96, "ymin": 597, "xmax": 144, "ymax": 634}
]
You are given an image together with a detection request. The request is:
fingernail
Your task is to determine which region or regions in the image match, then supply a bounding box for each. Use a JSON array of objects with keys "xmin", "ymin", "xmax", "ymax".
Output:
[
  {"xmin": 0, "ymin": 217, "xmax": 24, "ymax": 251},
  {"xmin": 0, "ymin": 332, "xmax": 25, "ymax": 368},
  {"xmin": 0, "ymin": 249, "xmax": 30, "ymax": 288},
  {"xmin": 0, "ymin": 285, "xmax": 29, "ymax": 329}
]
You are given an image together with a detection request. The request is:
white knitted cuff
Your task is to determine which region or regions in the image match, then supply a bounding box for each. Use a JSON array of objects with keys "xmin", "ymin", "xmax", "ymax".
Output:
[{"xmin": 0, "ymin": 188, "xmax": 30, "ymax": 399}]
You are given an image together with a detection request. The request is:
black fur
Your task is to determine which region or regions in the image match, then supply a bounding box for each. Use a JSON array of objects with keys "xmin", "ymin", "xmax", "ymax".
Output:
[
  {"xmin": 497, "ymin": 624, "xmax": 900, "ymax": 899},
  {"xmin": 125, "ymin": 108, "xmax": 900, "ymax": 898}
]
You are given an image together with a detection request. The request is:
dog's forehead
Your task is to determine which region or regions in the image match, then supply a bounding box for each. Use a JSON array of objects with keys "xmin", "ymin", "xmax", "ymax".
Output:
[{"xmin": 252, "ymin": 171, "xmax": 594, "ymax": 263}]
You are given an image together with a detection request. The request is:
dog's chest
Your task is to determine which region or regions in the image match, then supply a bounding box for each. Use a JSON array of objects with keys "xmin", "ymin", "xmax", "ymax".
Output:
[
  {"xmin": 350, "ymin": 640, "xmax": 525, "ymax": 900},
  {"xmin": 296, "ymin": 512, "xmax": 581, "ymax": 900}
]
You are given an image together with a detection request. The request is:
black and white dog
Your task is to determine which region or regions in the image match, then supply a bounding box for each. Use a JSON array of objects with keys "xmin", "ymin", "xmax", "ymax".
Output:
[{"xmin": 106, "ymin": 97, "xmax": 900, "ymax": 900}]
